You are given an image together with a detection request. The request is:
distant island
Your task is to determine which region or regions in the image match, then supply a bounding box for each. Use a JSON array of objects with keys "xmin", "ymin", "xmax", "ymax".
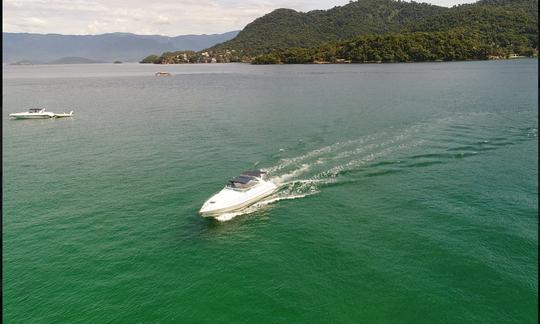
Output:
[
  {"xmin": 2, "ymin": 31, "xmax": 239, "ymax": 64},
  {"xmin": 9, "ymin": 57, "xmax": 104, "ymax": 65},
  {"xmin": 9, "ymin": 59, "xmax": 45, "ymax": 65},
  {"xmin": 141, "ymin": 0, "xmax": 538, "ymax": 64},
  {"xmin": 47, "ymin": 57, "xmax": 105, "ymax": 64}
]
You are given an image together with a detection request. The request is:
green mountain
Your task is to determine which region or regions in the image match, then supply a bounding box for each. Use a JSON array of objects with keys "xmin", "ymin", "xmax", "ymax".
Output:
[
  {"xmin": 251, "ymin": 29, "xmax": 513, "ymax": 64},
  {"xmin": 211, "ymin": 0, "xmax": 537, "ymax": 57},
  {"xmin": 407, "ymin": 0, "xmax": 538, "ymax": 49},
  {"xmin": 145, "ymin": 0, "xmax": 537, "ymax": 64},
  {"xmin": 211, "ymin": 0, "xmax": 448, "ymax": 55}
]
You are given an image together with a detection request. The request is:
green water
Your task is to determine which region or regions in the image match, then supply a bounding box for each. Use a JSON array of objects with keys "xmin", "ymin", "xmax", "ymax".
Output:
[{"xmin": 3, "ymin": 60, "xmax": 538, "ymax": 323}]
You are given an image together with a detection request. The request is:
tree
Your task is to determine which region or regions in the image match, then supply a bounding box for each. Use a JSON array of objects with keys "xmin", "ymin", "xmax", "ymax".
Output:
[{"xmin": 140, "ymin": 55, "xmax": 160, "ymax": 64}]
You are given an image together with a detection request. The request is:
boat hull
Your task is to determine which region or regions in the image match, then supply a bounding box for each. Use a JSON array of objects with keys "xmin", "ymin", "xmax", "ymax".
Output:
[
  {"xmin": 9, "ymin": 109, "xmax": 72, "ymax": 119},
  {"xmin": 9, "ymin": 114, "xmax": 54, "ymax": 119},
  {"xmin": 199, "ymin": 181, "xmax": 278, "ymax": 217},
  {"xmin": 54, "ymin": 113, "xmax": 74, "ymax": 118}
]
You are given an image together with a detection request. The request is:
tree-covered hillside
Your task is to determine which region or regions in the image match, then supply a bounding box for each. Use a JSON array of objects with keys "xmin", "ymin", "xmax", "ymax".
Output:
[
  {"xmin": 251, "ymin": 28, "xmax": 537, "ymax": 64},
  {"xmin": 210, "ymin": 0, "xmax": 537, "ymax": 57},
  {"xmin": 407, "ymin": 0, "xmax": 538, "ymax": 49},
  {"xmin": 143, "ymin": 0, "xmax": 537, "ymax": 64},
  {"xmin": 211, "ymin": 0, "xmax": 448, "ymax": 55}
]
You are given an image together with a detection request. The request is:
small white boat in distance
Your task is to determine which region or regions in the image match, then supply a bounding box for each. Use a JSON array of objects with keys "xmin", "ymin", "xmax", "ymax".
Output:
[
  {"xmin": 54, "ymin": 111, "xmax": 74, "ymax": 118},
  {"xmin": 199, "ymin": 170, "xmax": 278, "ymax": 217},
  {"xmin": 9, "ymin": 108, "xmax": 55, "ymax": 119},
  {"xmin": 155, "ymin": 71, "xmax": 171, "ymax": 76},
  {"xmin": 9, "ymin": 108, "xmax": 74, "ymax": 119}
]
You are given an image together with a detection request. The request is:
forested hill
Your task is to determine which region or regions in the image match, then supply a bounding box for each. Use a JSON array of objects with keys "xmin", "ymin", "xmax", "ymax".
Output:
[
  {"xmin": 210, "ymin": 0, "xmax": 538, "ymax": 56},
  {"xmin": 211, "ymin": 0, "xmax": 448, "ymax": 55},
  {"xmin": 407, "ymin": 0, "xmax": 538, "ymax": 49}
]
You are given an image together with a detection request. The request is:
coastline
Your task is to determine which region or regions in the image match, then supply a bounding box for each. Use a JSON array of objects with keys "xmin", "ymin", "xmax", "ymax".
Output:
[{"xmin": 140, "ymin": 55, "xmax": 537, "ymax": 66}]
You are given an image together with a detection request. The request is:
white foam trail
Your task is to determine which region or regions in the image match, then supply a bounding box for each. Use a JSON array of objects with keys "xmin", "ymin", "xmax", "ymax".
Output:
[
  {"xmin": 266, "ymin": 133, "xmax": 382, "ymax": 173},
  {"xmin": 213, "ymin": 122, "xmax": 449, "ymax": 223},
  {"xmin": 281, "ymin": 179, "xmax": 325, "ymax": 186},
  {"xmin": 270, "ymin": 163, "xmax": 310, "ymax": 185},
  {"xmin": 314, "ymin": 139, "xmax": 425, "ymax": 179},
  {"xmin": 333, "ymin": 142, "xmax": 380, "ymax": 160},
  {"xmin": 215, "ymin": 213, "xmax": 239, "ymax": 222}
]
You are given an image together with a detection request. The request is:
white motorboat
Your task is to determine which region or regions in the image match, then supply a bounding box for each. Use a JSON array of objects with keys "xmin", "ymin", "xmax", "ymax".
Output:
[
  {"xmin": 54, "ymin": 111, "xmax": 74, "ymax": 118},
  {"xmin": 9, "ymin": 108, "xmax": 55, "ymax": 119},
  {"xmin": 199, "ymin": 170, "xmax": 278, "ymax": 217},
  {"xmin": 9, "ymin": 108, "xmax": 74, "ymax": 119}
]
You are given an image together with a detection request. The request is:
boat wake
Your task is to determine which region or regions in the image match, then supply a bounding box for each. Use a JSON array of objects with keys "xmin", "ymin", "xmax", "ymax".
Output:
[{"xmin": 214, "ymin": 112, "xmax": 537, "ymax": 221}]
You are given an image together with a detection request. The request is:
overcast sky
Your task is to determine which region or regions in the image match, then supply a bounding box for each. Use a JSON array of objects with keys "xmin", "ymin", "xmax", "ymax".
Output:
[{"xmin": 3, "ymin": 0, "xmax": 477, "ymax": 36}]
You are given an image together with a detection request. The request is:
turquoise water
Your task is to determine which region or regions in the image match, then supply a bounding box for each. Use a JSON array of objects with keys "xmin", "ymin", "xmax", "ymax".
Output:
[{"xmin": 3, "ymin": 60, "xmax": 538, "ymax": 323}]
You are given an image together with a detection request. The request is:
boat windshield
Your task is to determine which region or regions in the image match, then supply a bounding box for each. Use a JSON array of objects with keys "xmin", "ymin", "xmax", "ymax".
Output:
[
  {"xmin": 29, "ymin": 108, "xmax": 43, "ymax": 112},
  {"xmin": 226, "ymin": 175, "xmax": 259, "ymax": 190}
]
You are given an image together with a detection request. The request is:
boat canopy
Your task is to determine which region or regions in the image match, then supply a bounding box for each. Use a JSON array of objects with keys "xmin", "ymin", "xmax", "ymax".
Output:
[
  {"xmin": 226, "ymin": 170, "xmax": 266, "ymax": 188},
  {"xmin": 29, "ymin": 108, "xmax": 44, "ymax": 112},
  {"xmin": 230, "ymin": 175, "xmax": 253, "ymax": 184}
]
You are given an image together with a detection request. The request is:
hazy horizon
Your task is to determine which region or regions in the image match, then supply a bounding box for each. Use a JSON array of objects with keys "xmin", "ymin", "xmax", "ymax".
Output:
[{"xmin": 2, "ymin": 30, "xmax": 241, "ymax": 37}]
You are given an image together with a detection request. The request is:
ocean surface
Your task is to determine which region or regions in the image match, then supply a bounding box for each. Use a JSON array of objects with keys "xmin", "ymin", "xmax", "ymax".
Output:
[{"xmin": 3, "ymin": 60, "xmax": 538, "ymax": 323}]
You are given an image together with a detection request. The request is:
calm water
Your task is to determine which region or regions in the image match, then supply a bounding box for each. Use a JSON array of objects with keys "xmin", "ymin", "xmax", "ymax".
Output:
[{"xmin": 3, "ymin": 61, "xmax": 538, "ymax": 323}]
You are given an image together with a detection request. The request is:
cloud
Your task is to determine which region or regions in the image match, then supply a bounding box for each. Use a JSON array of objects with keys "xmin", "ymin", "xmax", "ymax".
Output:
[
  {"xmin": 2, "ymin": 0, "xmax": 478, "ymax": 36},
  {"xmin": 154, "ymin": 15, "xmax": 171, "ymax": 25},
  {"xmin": 15, "ymin": 17, "xmax": 47, "ymax": 30}
]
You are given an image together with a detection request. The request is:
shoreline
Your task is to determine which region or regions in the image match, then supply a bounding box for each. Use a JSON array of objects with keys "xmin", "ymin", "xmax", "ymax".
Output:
[
  {"xmin": 142, "ymin": 56, "xmax": 537, "ymax": 66},
  {"xmin": 5, "ymin": 56, "xmax": 536, "ymax": 67}
]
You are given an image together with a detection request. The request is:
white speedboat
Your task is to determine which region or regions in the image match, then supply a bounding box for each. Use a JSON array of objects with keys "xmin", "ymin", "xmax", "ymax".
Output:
[
  {"xmin": 54, "ymin": 111, "xmax": 74, "ymax": 118},
  {"xmin": 9, "ymin": 108, "xmax": 55, "ymax": 119},
  {"xmin": 199, "ymin": 170, "xmax": 278, "ymax": 217},
  {"xmin": 9, "ymin": 108, "xmax": 74, "ymax": 119}
]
